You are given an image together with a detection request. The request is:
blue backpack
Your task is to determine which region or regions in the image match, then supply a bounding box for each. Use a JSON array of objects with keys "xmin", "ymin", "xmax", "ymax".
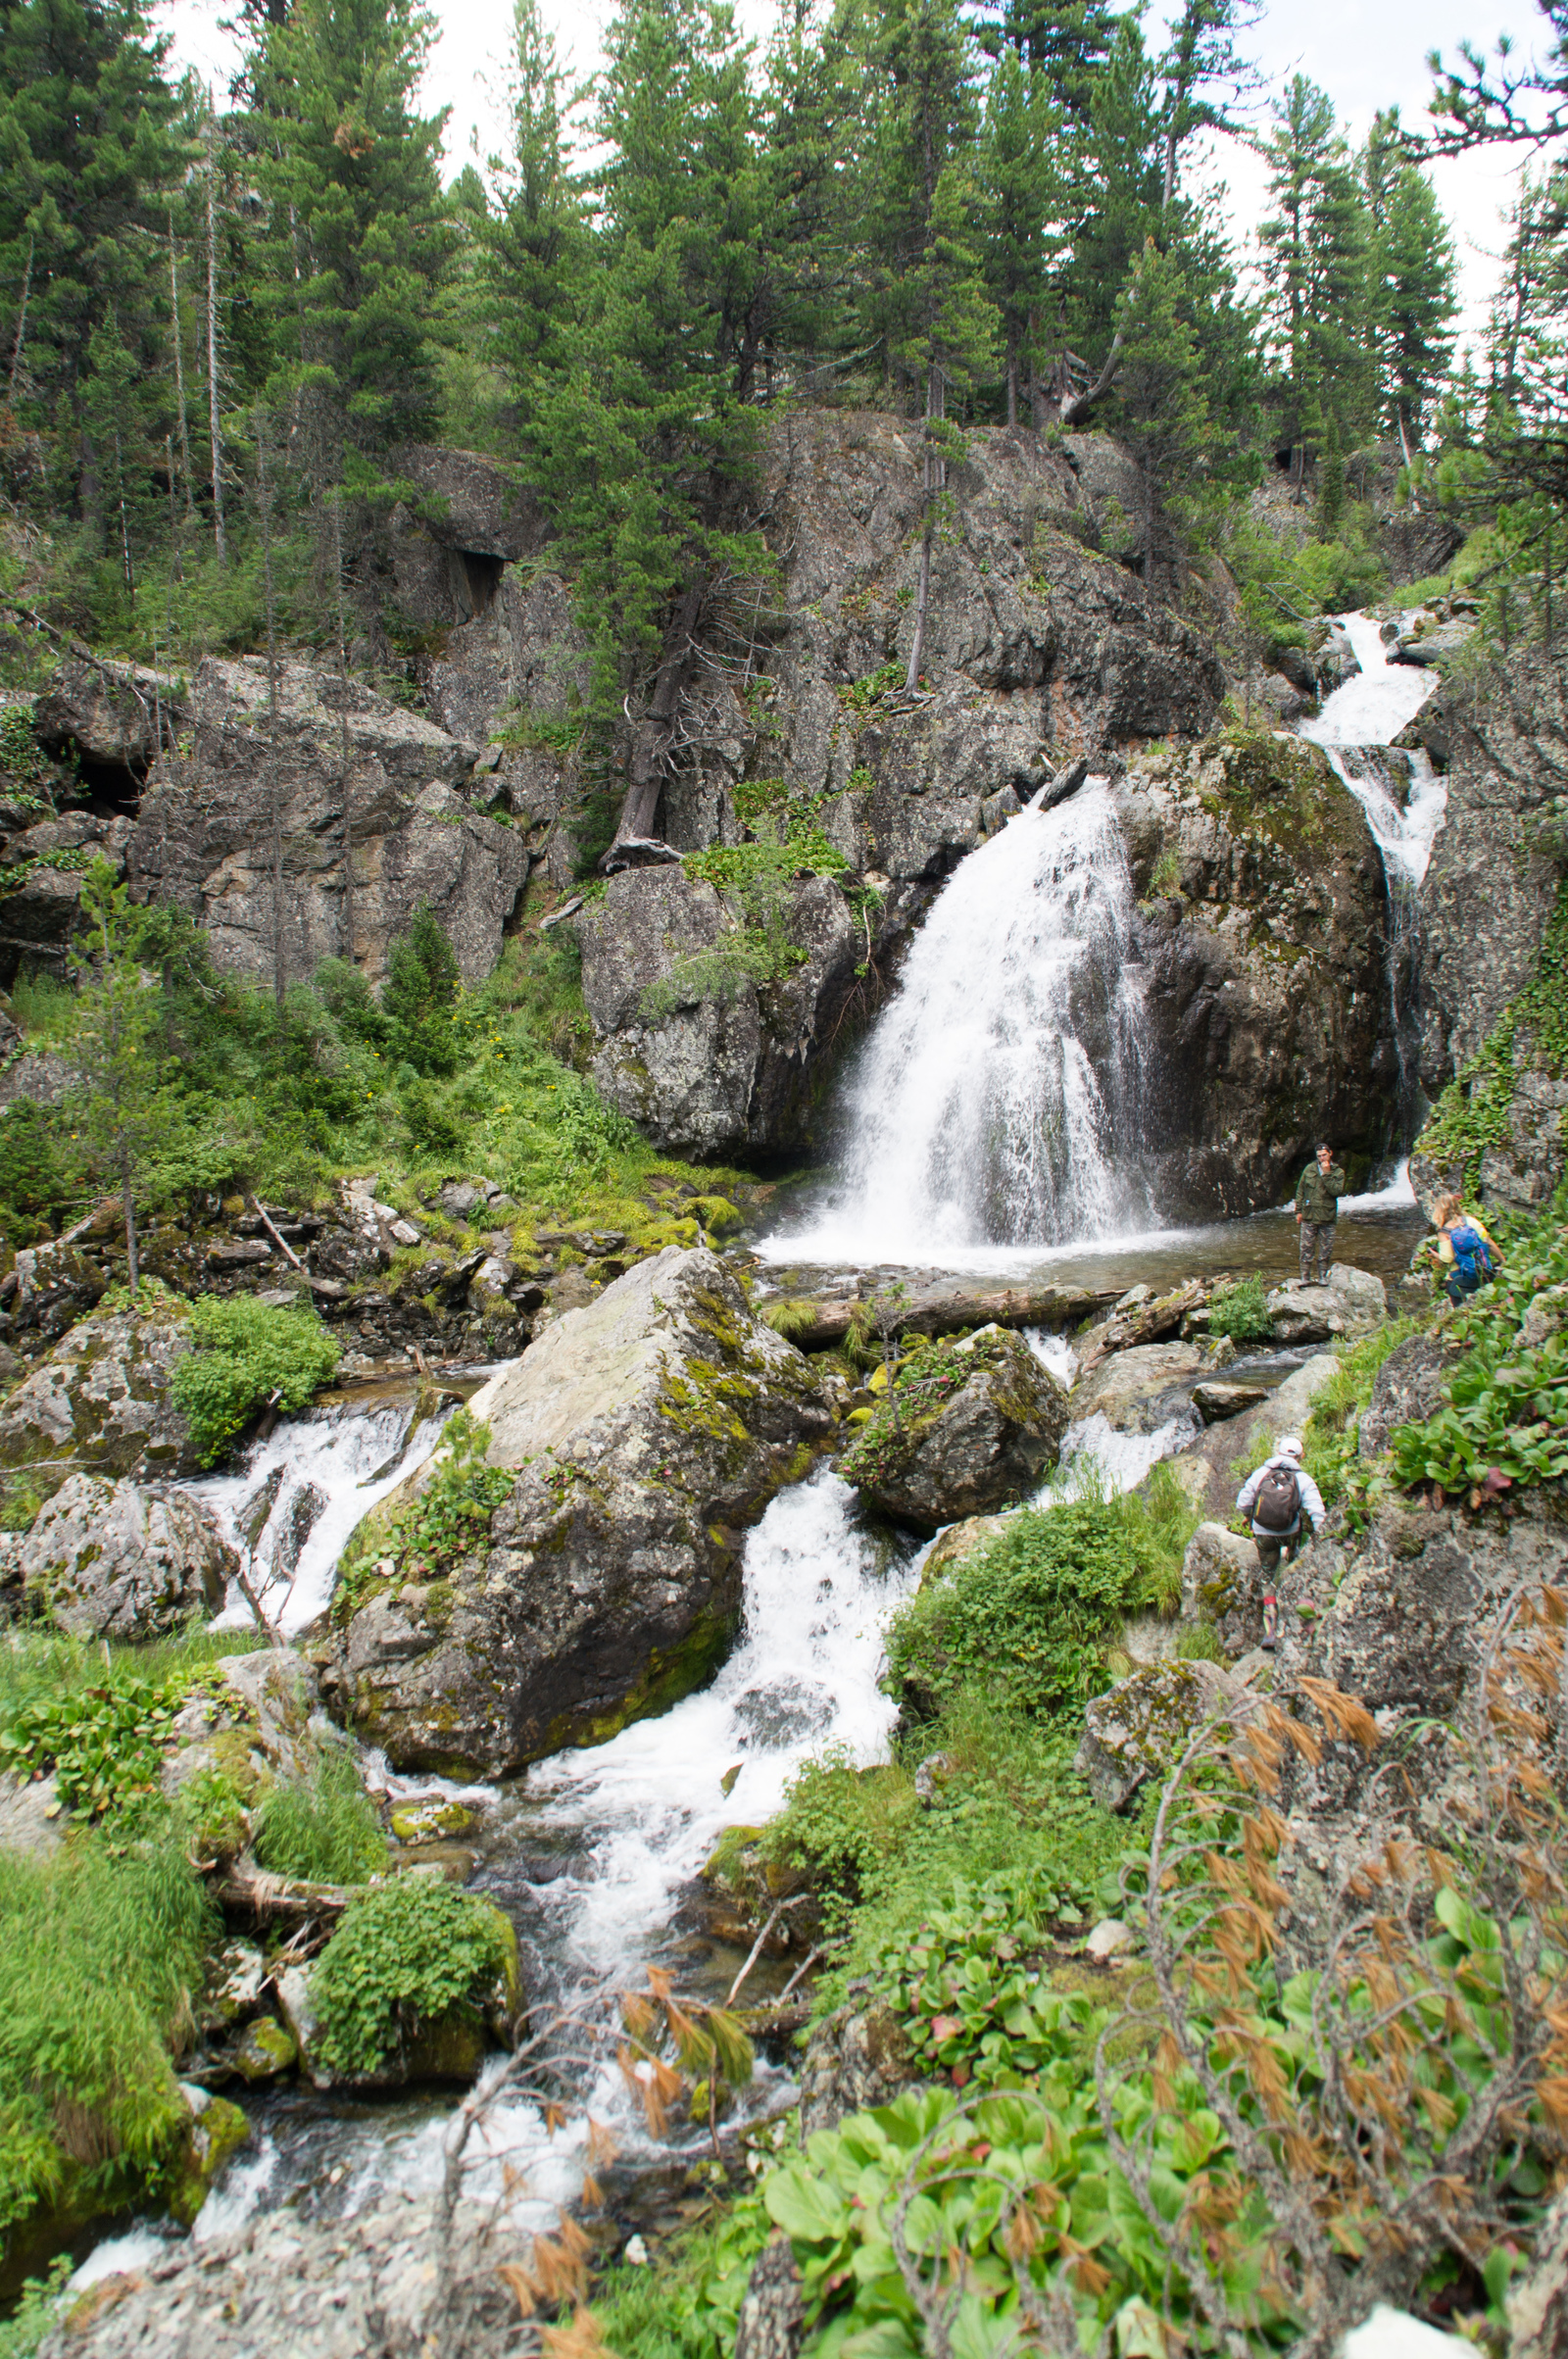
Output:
[{"xmin": 1448, "ymin": 1221, "xmax": 1494, "ymax": 1282}]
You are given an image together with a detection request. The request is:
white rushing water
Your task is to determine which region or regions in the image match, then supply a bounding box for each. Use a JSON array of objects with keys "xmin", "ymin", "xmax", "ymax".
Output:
[
  {"xmin": 193, "ymin": 1389, "xmax": 454, "ymax": 1635},
  {"xmin": 771, "ymin": 781, "xmax": 1152, "ymax": 1263}
]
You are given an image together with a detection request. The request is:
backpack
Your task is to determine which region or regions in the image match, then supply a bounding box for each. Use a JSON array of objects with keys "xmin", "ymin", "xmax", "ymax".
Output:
[
  {"xmin": 1253, "ymin": 1463, "xmax": 1301, "ymax": 1533},
  {"xmin": 1448, "ymin": 1221, "xmax": 1494, "ymax": 1282}
]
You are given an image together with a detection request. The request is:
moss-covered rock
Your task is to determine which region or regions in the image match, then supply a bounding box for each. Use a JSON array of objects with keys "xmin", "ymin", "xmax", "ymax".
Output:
[
  {"xmin": 1076, "ymin": 1657, "xmax": 1261, "ymax": 1813},
  {"xmin": 0, "ymin": 1299, "xmax": 199, "ymax": 1497},
  {"xmin": 167, "ymin": 2089, "xmax": 252, "ymax": 2227},
  {"xmin": 225, "ymin": 2014, "xmax": 298, "ymax": 2084},
  {"xmin": 323, "ymin": 1249, "xmax": 839, "ymax": 1776},
  {"xmin": 841, "ymin": 1328, "xmax": 1068, "ymax": 1534}
]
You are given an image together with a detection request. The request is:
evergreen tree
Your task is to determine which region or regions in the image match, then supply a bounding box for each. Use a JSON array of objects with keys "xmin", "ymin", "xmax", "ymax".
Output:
[
  {"xmin": 0, "ymin": 1, "xmax": 182, "ymax": 545},
  {"xmin": 972, "ymin": 0, "xmax": 1118, "ymax": 122},
  {"xmin": 1155, "ymin": 0, "xmax": 1262, "ymax": 215},
  {"xmin": 755, "ymin": 0, "xmax": 864, "ymax": 395},
  {"xmin": 1361, "ymin": 112, "xmax": 1457, "ymax": 462},
  {"xmin": 1258, "ymin": 76, "xmax": 1373, "ymax": 481},
  {"xmin": 1108, "ymin": 238, "xmax": 1238, "ymax": 600},
  {"xmin": 70, "ymin": 859, "xmax": 167, "ymax": 1294},
  {"xmin": 483, "ymin": 0, "xmax": 586, "ymax": 400},
  {"xmin": 977, "ymin": 45, "xmax": 1065, "ymax": 424},
  {"xmin": 244, "ymin": 0, "xmax": 455, "ymax": 481}
]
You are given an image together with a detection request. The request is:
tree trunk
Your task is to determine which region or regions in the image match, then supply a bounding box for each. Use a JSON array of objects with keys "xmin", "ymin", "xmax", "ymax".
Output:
[
  {"xmin": 206, "ymin": 122, "xmax": 227, "ymax": 565},
  {"xmin": 334, "ymin": 490, "xmax": 355, "ymax": 958},
  {"xmin": 904, "ymin": 364, "xmax": 944, "ymax": 694},
  {"xmin": 169, "ymin": 213, "xmax": 194, "ymax": 518},
  {"xmin": 605, "ymin": 582, "xmax": 706, "ymax": 859},
  {"xmin": 113, "ymin": 427, "xmax": 134, "ymax": 600},
  {"xmin": 1005, "ymin": 340, "xmax": 1018, "ymax": 428},
  {"xmin": 7, "ymin": 235, "xmax": 31, "ymax": 409},
  {"xmin": 257, "ymin": 411, "xmax": 285, "ymax": 1013},
  {"xmin": 120, "ymin": 1135, "xmax": 139, "ymax": 1296}
]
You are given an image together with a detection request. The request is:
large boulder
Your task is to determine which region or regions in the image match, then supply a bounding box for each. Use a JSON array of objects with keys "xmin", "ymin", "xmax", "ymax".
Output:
[
  {"xmin": 841, "ymin": 1327, "xmax": 1069, "ymax": 1533},
  {"xmin": 1267, "ymin": 1265, "xmax": 1388, "ymax": 1345},
  {"xmin": 1179, "ymin": 1520, "xmax": 1263, "ymax": 1658},
  {"xmin": 34, "ymin": 656, "xmax": 186, "ymax": 769},
  {"xmin": 126, "ymin": 658, "xmax": 527, "ymax": 988},
  {"xmin": 0, "ymin": 1299, "xmax": 198, "ymax": 1485},
  {"xmin": 1072, "ymin": 1339, "xmax": 1202, "ymax": 1433},
  {"xmin": 798, "ymin": 1992, "xmax": 920, "ymax": 2138},
  {"xmin": 323, "ymin": 1248, "xmax": 838, "ymax": 1774},
  {"xmin": 1076, "ymin": 1657, "xmax": 1262, "ymax": 1813},
  {"xmin": 1357, "ymin": 1331, "xmax": 1456, "ymax": 1459},
  {"xmin": 19, "ymin": 1473, "xmax": 236, "ymax": 1639}
]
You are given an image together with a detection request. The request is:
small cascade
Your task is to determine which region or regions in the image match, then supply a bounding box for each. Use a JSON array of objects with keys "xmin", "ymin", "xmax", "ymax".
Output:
[
  {"xmin": 781, "ymin": 780, "xmax": 1152, "ymax": 1262},
  {"xmin": 192, "ymin": 1388, "xmax": 454, "ymax": 1634},
  {"xmin": 1300, "ymin": 614, "xmax": 1448, "ymax": 1138}
]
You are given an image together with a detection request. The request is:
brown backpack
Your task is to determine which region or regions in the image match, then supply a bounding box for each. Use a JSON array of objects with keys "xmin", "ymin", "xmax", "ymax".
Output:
[{"xmin": 1253, "ymin": 1464, "xmax": 1300, "ymax": 1532}]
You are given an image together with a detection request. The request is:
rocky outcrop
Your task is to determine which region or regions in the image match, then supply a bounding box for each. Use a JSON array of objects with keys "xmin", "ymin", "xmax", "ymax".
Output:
[
  {"xmin": 126, "ymin": 657, "xmax": 528, "ymax": 987},
  {"xmin": 1077, "ymin": 1656, "xmax": 1261, "ymax": 1812},
  {"xmin": 1163, "ymin": 1353, "xmax": 1340, "ymax": 1524},
  {"xmin": 841, "ymin": 1328, "xmax": 1068, "ymax": 1533},
  {"xmin": 1179, "ymin": 1520, "xmax": 1265, "ymax": 1657},
  {"xmin": 0, "ymin": 1299, "xmax": 197, "ymax": 1486},
  {"xmin": 35, "ymin": 2189, "xmax": 537, "ymax": 2359},
  {"xmin": 1266, "ymin": 1264, "xmax": 1388, "ymax": 1345},
  {"xmin": 323, "ymin": 1248, "xmax": 838, "ymax": 1774},
  {"xmin": 1356, "ymin": 1330, "xmax": 1457, "ymax": 1459},
  {"xmin": 19, "ymin": 1472, "xmax": 235, "ymax": 1639},
  {"xmin": 798, "ymin": 1990, "xmax": 920, "ymax": 2138},
  {"xmin": 1117, "ymin": 732, "xmax": 1393, "ymax": 1213},
  {"xmin": 34, "ymin": 655, "xmax": 186, "ymax": 771}
]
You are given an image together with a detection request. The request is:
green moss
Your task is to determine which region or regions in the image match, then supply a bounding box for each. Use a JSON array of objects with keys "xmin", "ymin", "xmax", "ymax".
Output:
[
  {"xmin": 167, "ymin": 2096, "xmax": 250, "ymax": 2227},
  {"xmin": 1415, "ymin": 874, "xmax": 1568, "ymax": 1189}
]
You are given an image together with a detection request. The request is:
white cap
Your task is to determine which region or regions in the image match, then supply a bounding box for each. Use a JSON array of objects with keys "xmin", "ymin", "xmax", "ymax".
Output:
[{"xmin": 1276, "ymin": 1436, "xmax": 1302, "ymax": 1458}]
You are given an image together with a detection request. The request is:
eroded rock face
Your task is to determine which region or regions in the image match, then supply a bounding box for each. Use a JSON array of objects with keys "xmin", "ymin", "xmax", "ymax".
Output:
[
  {"xmin": 1117, "ymin": 734, "xmax": 1393, "ymax": 1213},
  {"xmin": 20, "ymin": 1473, "xmax": 236, "ymax": 1639},
  {"xmin": 1180, "ymin": 1521, "xmax": 1264, "ymax": 1657},
  {"xmin": 35, "ymin": 656, "xmax": 186, "ymax": 769},
  {"xmin": 0, "ymin": 1301, "xmax": 197, "ymax": 1485},
  {"xmin": 127, "ymin": 658, "xmax": 527, "ymax": 987},
  {"xmin": 324, "ymin": 1248, "xmax": 837, "ymax": 1774},
  {"xmin": 842, "ymin": 1328, "xmax": 1068, "ymax": 1533}
]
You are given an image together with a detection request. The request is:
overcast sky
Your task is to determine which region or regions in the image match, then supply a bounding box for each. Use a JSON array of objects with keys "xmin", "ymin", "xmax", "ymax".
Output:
[{"xmin": 159, "ymin": 0, "xmax": 1555, "ymax": 341}]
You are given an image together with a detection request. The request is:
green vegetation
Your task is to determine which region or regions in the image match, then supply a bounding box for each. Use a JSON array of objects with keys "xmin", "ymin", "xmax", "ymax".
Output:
[
  {"xmin": 883, "ymin": 1488, "xmax": 1193, "ymax": 1719},
  {"xmin": 1415, "ymin": 878, "xmax": 1568, "ymax": 1190},
  {"xmin": 1204, "ymin": 1271, "xmax": 1274, "ymax": 1341},
  {"xmin": 1301, "ymin": 1314, "xmax": 1419, "ymax": 1511},
  {"xmin": 253, "ymin": 1746, "xmax": 388, "ymax": 1886},
  {"xmin": 0, "ymin": 1820, "xmax": 215, "ymax": 2237},
  {"xmin": 310, "ymin": 1876, "xmax": 514, "ymax": 2078},
  {"xmin": 0, "ymin": 1676, "xmax": 181, "ymax": 1819},
  {"xmin": 1390, "ymin": 1204, "xmax": 1568, "ymax": 1495},
  {"xmin": 331, "ymin": 1407, "xmax": 512, "ymax": 1626},
  {"xmin": 641, "ymin": 805, "xmax": 852, "ymax": 1019},
  {"xmin": 170, "ymin": 1294, "xmax": 342, "ymax": 1468}
]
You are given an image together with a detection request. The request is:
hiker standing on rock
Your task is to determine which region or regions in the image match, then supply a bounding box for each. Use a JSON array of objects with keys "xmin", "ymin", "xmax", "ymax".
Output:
[
  {"xmin": 1235, "ymin": 1436, "xmax": 1326, "ymax": 1651},
  {"xmin": 1295, "ymin": 1143, "xmax": 1345, "ymax": 1285}
]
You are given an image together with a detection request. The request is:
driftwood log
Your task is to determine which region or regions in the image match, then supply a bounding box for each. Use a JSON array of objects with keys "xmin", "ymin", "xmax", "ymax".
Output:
[
  {"xmin": 214, "ymin": 1864, "xmax": 361, "ymax": 1925},
  {"xmin": 773, "ymin": 1279, "xmax": 1121, "ymax": 1352}
]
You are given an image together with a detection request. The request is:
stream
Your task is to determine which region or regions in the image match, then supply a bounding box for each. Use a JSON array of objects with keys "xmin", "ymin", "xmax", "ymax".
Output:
[{"xmin": 74, "ymin": 608, "xmax": 1447, "ymax": 2291}]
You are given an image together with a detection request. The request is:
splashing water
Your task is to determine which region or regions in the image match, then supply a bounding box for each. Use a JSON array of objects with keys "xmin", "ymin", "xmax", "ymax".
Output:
[{"xmin": 773, "ymin": 782, "xmax": 1152, "ymax": 1262}]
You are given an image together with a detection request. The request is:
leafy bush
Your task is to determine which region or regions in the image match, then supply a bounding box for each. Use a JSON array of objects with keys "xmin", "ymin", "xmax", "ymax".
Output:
[
  {"xmin": 763, "ymin": 1744, "xmax": 917, "ymax": 1903},
  {"xmin": 0, "ymin": 2258, "xmax": 71, "ymax": 2359},
  {"xmin": 310, "ymin": 1876, "xmax": 513, "ymax": 2077},
  {"xmin": 253, "ymin": 1746, "xmax": 388, "ymax": 1885},
  {"xmin": 1228, "ymin": 516, "xmax": 1387, "ymax": 655},
  {"xmin": 0, "ymin": 1821, "xmax": 215, "ymax": 2234},
  {"xmin": 870, "ymin": 1869, "xmax": 1086, "ymax": 2088},
  {"xmin": 382, "ymin": 903, "xmax": 462, "ymax": 1077},
  {"xmin": 591, "ymin": 2190, "xmax": 773, "ymax": 2359},
  {"xmin": 170, "ymin": 1293, "xmax": 341, "ymax": 1466},
  {"xmin": 883, "ymin": 1501, "xmax": 1168, "ymax": 1718},
  {"xmin": 1205, "ymin": 1272, "xmax": 1273, "ymax": 1341},
  {"xmin": 0, "ymin": 1677, "xmax": 180, "ymax": 1817}
]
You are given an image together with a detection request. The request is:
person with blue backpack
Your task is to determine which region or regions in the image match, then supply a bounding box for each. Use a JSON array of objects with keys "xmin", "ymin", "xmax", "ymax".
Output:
[{"xmin": 1431, "ymin": 1191, "xmax": 1502, "ymax": 1305}]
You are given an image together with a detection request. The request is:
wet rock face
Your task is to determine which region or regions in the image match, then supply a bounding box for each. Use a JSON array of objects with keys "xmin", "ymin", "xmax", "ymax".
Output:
[
  {"xmin": 1116, "ymin": 734, "xmax": 1393, "ymax": 1214},
  {"xmin": 842, "ymin": 1329, "xmax": 1069, "ymax": 1534},
  {"xmin": 559, "ymin": 412, "xmax": 1226, "ymax": 1161},
  {"xmin": 126, "ymin": 656, "xmax": 528, "ymax": 988},
  {"xmin": 19, "ymin": 1473, "xmax": 236, "ymax": 1640},
  {"xmin": 0, "ymin": 1301, "xmax": 198, "ymax": 1486},
  {"xmin": 1072, "ymin": 1339, "xmax": 1202, "ymax": 1434},
  {"xmin": 324, "ymin": 1248, "xmax": 838, "ymax": 1776}
]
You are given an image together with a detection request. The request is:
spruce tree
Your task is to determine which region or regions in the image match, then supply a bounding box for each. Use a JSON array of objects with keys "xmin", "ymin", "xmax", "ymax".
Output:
[
  {"xmin": 244, "ymin": 0, "xmax": 455, "ymax": 480},
  {"xmin": 1155, "ymin": 0, "xmax": 1262, "ymax": 215},
  {"xmin": 1108, "ymin": 239, "xmax": 1218, "ymax": 601},
  {"xmin": 1258, "ymin": 76, "xmax": 1373, "ymax": 484},
  {"xmin": 1361, "ymin": 111, "xmax": 1458, "ymax": 463},
  {"xmin": 977, "ymin": 45, "xmax": 1065, "ymax": 425}
]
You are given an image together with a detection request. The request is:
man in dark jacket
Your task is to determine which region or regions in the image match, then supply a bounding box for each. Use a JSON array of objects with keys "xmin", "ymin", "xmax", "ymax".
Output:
[{"xmin": 1295, "ymin": 1143, "xmax": 1345, "ymax": 1283}]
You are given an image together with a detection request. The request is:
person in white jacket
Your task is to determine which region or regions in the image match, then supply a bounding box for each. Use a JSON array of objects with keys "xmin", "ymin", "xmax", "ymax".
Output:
[{"xmin": 1235, "ymin": 1436, "xmax": 1325, "ymax": 1651}]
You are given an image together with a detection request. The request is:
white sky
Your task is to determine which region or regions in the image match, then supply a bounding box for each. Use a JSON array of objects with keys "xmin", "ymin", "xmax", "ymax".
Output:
[{"xmin": 158, "ymin": 0, "xmax": 1554, "ymax": 341}]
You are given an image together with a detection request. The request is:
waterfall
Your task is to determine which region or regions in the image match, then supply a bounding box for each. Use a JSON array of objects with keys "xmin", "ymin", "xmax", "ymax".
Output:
[
  {"xmin": 780, "ymin": 780, "xmax": 1152, "ymax": 1262},
  {"xmin": 1300, "ymin": 613, "xmax": 1448, "ymax": 1137}
]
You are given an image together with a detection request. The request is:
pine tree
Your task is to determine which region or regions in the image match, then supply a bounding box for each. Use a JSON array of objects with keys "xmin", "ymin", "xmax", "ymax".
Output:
[
  {"xmin": 1155, "ymin": 0, "xmax": 1262, "ymax": 215},
  {"xmin": 1258, "ymin": 76, "xmax": 1373, "ymax": 482},
  {"xmin": 244, "ymin": 0, "xmax": 455, "ymax": 481},
  {"xmin": 0, "ymin": 2, "xmax": 182, "ymax": 545},
  {"xmin": 1362, "ymin": 111, "xmax": 1457, "ymax": 463},
  {"xmin": 977, "ymin": 45, "xmax": 1065, "ymax": 424},
  {"xmin": 972, "ymin": 0, "xmax": 1117, "ymax": 122},
  {"xmin": 1108, "ymin": 239, "xmax": 1218, "ymax": 601},
  {"xmin": 70, "ymin": 860, "xmax": 167, "ymax": 1295}
]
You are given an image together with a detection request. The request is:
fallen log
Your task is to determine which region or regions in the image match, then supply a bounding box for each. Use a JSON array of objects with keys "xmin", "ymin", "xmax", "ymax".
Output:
[
  {"xmin": 214, "ymin": 1863, "xmax": 362, "ymax": 1925},
  {"xmin": 772, "ymin": 1279, "xmax": 1121, "ymax": 1352}
]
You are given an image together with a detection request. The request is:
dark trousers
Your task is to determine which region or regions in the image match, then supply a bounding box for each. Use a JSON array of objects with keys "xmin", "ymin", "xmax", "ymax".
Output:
[
  {"xmin": 1445, "ymin": 1268, "xmax": 1484, "ymax": 1307},
  {"xmin": 1254, "ymin": 1527, "xmax": 1303, "ymax": 1580},
  {"xmin": 1299, "ymin": 1220, "xmax": 1334, "ymax": 1282}
]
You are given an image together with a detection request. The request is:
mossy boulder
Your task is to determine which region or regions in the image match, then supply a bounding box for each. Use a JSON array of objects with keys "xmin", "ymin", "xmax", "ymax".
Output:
[
  {"xmin": 20, "ymin": 1472, "xmax": 236, "ymax": 1640},
  {"xmin": 324, "ymin": 1249, "xmax": 838, "ymax": 1776},
  {"xmin": 841, "ymin": 1328, "xmax": 1068, "ymax": 1534},
  {"xmin": 0, "ymin": 1299, "xmax": 199, "ymax": 1496},
  {"xmin": 1076, "ymin": 1657, "xmax": 1261, "ymax": 1813},
  {"xmin": 168, "ymin": 2089, "xmax": 252, "ymax": 2225},
  {"xmin": 225, "ymin": 2014, "xmax": 298, "ymax": 2084}
]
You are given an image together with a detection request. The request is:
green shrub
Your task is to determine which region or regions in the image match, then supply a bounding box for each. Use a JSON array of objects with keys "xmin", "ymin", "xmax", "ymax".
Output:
[
  {"xmin": 1389, "ymin": 1210, "xmax": 1568, "ymax": 1494},
  {"xmin": 381, "ymin": 904, "xmax": 462, "ymax": 1077},
  {"xmin": 1205, "ymin": 1272, "xmax": 1273, "ymax": 1341},
  {"xmin": 883, "ymin": 1500, "xmax": 1169, "ymax": 1718},
  {"xmin": 763, "ymin": 1745, "xmax": 917, "ymax": 1902},
  {"xmin": 1302, "ymin": 1316, "xmax": 1418, "ymax": 1511},
  {"xmin": 0, "ymin": 1100, "xmax": 68, "ymax": 1233},
  {"xmin": 0, "ymin": 1821, "xmax": 215, "ymax": 2233},
  {"xmin": 0, "ymin": 1677, "xmax": 182, "ymax": 1818},
  {"xmin": 0, "ymin": 2257, "xmax": 72, "ymax": 2359},
  {"xmin": 333, "ymin": 1408, "xmax": 512, "ymax": 1626},
  {"xmin": 310, "ymin": 1876, "xmax": 513, "ymax": 2077},
  {"xmin": 253, "ymin": 1746, "xmax": 388, "ymax": 1885},
  {"xmin": 591, "ymin": 2188, "xmax": 773, "ymax": 2359},
  {"xmin": 170, "ymin": 1294, "xmax": 341, "ymax": 1467}
]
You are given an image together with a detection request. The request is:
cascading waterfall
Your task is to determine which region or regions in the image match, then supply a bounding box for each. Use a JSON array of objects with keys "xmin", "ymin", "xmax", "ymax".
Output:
[
  {"xmin": 779, "ymin": 780, "xmax": 1152, "ymax": 1262},
  {"xmin": 1300, "ymin": 612, "xmax": 1448, "ymax": 1137}
]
